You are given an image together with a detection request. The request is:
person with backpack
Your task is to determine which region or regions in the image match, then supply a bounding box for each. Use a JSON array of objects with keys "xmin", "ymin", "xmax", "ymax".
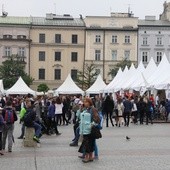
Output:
[
  {"xmin": 2, "ymin": 100, "xmax": 18, "ymax": 152},
  {"xmin": 23, "ymin": 100, "xmax": 42, "ymax": 143}
]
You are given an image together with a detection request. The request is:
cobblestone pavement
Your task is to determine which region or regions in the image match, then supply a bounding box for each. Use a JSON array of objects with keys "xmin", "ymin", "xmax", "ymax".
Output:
[{"xmin": 1, "ymin": 120, "xmax": 170, "ymax": 170}]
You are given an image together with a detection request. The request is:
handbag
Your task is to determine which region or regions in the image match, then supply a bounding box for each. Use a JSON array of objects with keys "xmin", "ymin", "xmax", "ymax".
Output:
[{"xmin": 91, "ymin": 126, "xmax": 102, "ymax": 139}]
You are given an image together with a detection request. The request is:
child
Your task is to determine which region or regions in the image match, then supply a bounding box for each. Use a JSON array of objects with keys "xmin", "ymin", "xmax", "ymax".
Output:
[{"xmin": 0, "ymin": 107, "xmax": 5, "ymax": 155}]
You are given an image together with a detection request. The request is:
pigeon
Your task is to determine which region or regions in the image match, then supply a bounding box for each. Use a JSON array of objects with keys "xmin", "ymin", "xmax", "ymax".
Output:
[{"xmin": 126, "ymin": 136, "xmax": 130, "ymax": 140}]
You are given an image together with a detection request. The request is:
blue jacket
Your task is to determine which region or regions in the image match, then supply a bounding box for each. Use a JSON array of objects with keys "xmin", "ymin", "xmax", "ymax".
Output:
[
  {"xmin": 48, "ymin": 104, "xmax": 55, "ymax": 118},
  {"xmin": 0, "ymin": 114, "xmax": 4, "ymax": 132},
  {"xmin": 80, "ymin": 109, "xmax": 92, "ymax": 135}
]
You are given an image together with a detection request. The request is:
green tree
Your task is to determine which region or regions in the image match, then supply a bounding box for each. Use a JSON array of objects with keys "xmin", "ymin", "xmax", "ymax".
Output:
[
  {"xmin": 0, "ymin": 54, "xmax": 34, "ymax": 89},
  {"xmin": 76, "ymin": 62, "xmax": 98, "ymax": 90},
  {"xmin": 108, "ymin": 59, "xmax": 132, "ymax": 78},
  {"xmin": 37, "ymin": 83, "xmax": 49, "ymax": 93}
]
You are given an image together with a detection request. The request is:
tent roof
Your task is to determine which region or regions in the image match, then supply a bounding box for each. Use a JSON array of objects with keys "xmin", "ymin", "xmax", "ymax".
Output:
[
  {"xmin": 55, "ymin": 74, "xmax": 84, "ymax": 94},
  {"xmin": 86, "ymin": 74, "xmax": 106, "ymax": 94},
  {"xmin": 6, "ymin": 77, "xmax": 35, "ymax": 95}
]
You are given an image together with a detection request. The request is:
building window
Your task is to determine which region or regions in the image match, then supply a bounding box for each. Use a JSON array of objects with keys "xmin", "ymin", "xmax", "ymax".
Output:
[
  {"xmin": 4, "ymin": 47, "xmax": 11, "ymax": 56},
  {"xmin": 124, "ymin": 50, "xmax": 130, "ymax": 60},
  {"xmin": 125, "ymin": 35, "xmax": 130, "ymax": 44},
  {"xmin": 156, "ymin": 52, "xmax": 162, "ymax": 63},
  {"xmin": 17, "ymin": 35, "xmax": 26, "ymax": 39},
  {"xmin": 71, "ymin": 69, "xmax": 77, "ymax": 81},
  {"xmin": 142, "ymin": 37, "xmax": 148, "ymax": 45},
  {"xmin": 71, "ymin": 52, "xmax": 78, "ymax": 62},
  {"xmin": 3, "ymin": 35, "xmax": 12, "ymax": 39},
  {"xmin": 112, "ymin": 50, "xmax": 117, "ymax": 60},
  {"xmin": 54, "ymin": 69, "xmax": 61, "ymax": 80},
  {"xmin": 18, "ymin": 47, "xmax": 25, "ymax": 57},
  {"xmin": 157, "ymin": 37, "xmax": 162, "ymax": 45},
  {"xmin": 95, "ymin": 50, "xmax": 101, "ymax": 61},
  {"xmin": 95, "ymin": 35, "xmax": 101, "ymax": 43},
  {"xmin": 55, "ymin": 34, "xmax": 61, "ymax": 43},
  {"xmin": 39, "ymin": 69, "xmax": 45, "ymax": 79},
  {"xmin": 39, "ymin": 51, "xmax": 45, "ymax": 61},
  {"xmin": 112, "ymin": 35, "xmax": 117, "ymax": 43},
  {"xmin": 142, "ymin": 51, "xmax": 148, "ymax": 63},
  {"xmin": 55, "ymin": 52, "xmax": 61, "ymax": 61},
  {"xmin": 72, "ymin": 34, "xmax": 78, "ymax": 44},
  {"xmin": 39, "ymin": 34, "xmax": 45, "ymax": 43}
]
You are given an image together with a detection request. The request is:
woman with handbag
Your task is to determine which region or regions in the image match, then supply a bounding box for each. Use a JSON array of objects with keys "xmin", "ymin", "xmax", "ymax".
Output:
[{"xmin": 78, "ymin": 98, "xmax": 100, "ymax": 163}]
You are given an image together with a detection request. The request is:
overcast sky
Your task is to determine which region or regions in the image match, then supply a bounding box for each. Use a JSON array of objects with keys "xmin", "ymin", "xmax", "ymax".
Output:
[{"xmin": 0, "ymin": 0, "xmax": 167, "ymax": 19}]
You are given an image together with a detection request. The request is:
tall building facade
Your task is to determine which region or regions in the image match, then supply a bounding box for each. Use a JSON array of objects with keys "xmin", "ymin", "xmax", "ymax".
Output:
[
  {"xmin": 138, "ymin": 2, "xmax": 170, "ymax": 66},
  {"xmin": 84, "ymin": 13, "xmax": 138, "ymax": 83},
  {"xmin": 0, "ymin": 16, "xmax": 31, "ymax": 74},
  {"xmin": 29, "ymin": 14, "xmax": 85, "ymax": 90}
]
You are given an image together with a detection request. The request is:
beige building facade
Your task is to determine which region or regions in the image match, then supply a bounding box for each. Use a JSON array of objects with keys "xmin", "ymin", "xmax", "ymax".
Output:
[
  {"xmin": 0, "ymin": 17, "xmax": 31, "ymax": 74},
  {"xmin": 30, "ymin": 14, "xmax": 85, "ymax": 90},
  {"xmin": 84, "ymin": 13, "xmax": 138, "ymax": 83}
]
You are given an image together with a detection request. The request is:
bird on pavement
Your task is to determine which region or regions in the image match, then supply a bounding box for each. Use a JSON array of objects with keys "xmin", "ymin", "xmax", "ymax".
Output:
[{"xmin": 126, "ymin": 136, "xmax": 130, "ymax": 140}]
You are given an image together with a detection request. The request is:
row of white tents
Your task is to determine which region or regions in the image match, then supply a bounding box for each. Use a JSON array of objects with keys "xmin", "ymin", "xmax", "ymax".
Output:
[{"xmin": 1, "ymin": 54, "xmax": 170, "ymax": 96}]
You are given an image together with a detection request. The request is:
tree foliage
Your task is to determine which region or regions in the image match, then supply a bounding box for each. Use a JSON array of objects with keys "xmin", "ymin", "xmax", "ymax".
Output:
[
  {"xmin": 37, "ymin": 83, "xmax": 49, "ymax": 93},
  {"xmin": 76, "ymin": 63, "xmax": 98, "ymax": 90},
  {"xmin": 0, "ymin": 55, "xmax": 34, "ymax": 89},
  {"xmin": 108, "ymin": 59, "xmax": 132, "ymax": 78}
]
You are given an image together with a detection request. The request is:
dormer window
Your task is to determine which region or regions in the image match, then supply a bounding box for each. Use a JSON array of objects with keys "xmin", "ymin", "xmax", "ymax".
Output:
[
  {"xmin": 3, "ymin": 34, "xmax": 12, "ymax": 39},
  {"xmin": 17, "ymin": 35, "xmax": 26, "ymax": 39}
]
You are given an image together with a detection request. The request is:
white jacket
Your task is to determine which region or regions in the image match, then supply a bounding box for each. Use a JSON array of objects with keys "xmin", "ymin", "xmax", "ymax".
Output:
[{"xmin": 55, "ymin": 103, "xmax": 63, "ymax": 114}]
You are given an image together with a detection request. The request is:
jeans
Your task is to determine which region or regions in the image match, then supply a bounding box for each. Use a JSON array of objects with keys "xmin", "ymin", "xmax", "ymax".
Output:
[
  {"xmin": 73, "ymin": 126, "xmax": 80, "ymax": 143},
  {"xmin": 33, "ymin": 122, "xmax": 42, "ymax": 138}
]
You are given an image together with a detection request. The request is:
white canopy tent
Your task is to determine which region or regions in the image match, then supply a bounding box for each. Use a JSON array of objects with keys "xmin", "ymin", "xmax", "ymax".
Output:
[
  {"xmin": 114, "ymin": 63, "xmax": 136, "ymax": 92},
  {"xmin": 130, "ymin": 57, "xmax": 157, "ymax": 91},
  {"xmin": 102, "ymin": 68, "xmax": 122, "ymax": 93},
  {"xmin": 0, "ymin": 80, "xmax": 5, "ymax": 95},
  {"xmin": 86, "ymin": 74, "xmax": 106, "ymax": 95},
  {"xmin": 54, "ymin": 74, "xmax": 84, "ymax": 95},
  {"xmin": 6, "ymin": 77, "xmax": 35, "ymax": 95},
  {"xmin": 149, "ymin": 54, "xmax": 170, "ymax": 89}
]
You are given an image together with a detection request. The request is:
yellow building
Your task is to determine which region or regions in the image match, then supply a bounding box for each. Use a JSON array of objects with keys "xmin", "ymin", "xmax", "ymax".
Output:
[
  {"xmin": 30, "ymin": 14, "xmax": 85, "ymax": 90},
  {"xmin": 84, "ymin": 13, "xmax": 138, "ymax": 83}
]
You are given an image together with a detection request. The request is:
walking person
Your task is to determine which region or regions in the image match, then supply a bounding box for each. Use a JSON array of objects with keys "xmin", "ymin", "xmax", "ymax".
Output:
[
  {"xmin": 165, "ymin": 99, "xmax": 170, "ymax": 122},
  {"xmin": 116, "ymin": 98, "xmax": 124, "ymax": 127},
  {"xmin": 2, "ymin": 100, "xmax": 18, "ymax": 152},
  {"xmin": 145, "ymin": 97, "xmax": 153, "ymax": 125},
  {"xmin": 103, "ymin": 95, "xmax": 114, "ymax": 127},
  {"xmin": 47, "ymin": 100, "xmax": 61, "ymax": 135},
  {"xmin": 138, "ymin": 97, "xmax": 146, "ymax": 125}
]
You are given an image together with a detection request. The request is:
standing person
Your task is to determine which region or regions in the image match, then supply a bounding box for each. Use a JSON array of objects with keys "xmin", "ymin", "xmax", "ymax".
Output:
[
  {"xmin": 138, "ymin": 97, "xmax": 146, "ymax": 125},
  {"xmin": 103, "ymin": 95, "xmax": 114, "ymax": 127},
  {"xmin": 145, "ymin": 97, "xmax": 153, "ymax": 125},
  {"xmin": 2, "ymin": 100, "xmax": 18, "ymax": 152},
  {"xmin": 165, "ymin": 99, "xmax": 170, "ymax": 122},
  {"xmin": 54, "ymin": 97, "xmax": 63, "ymax": 134},
  {"xmin": 116, "ymin": 98, "xmax": 124, "ymax": 127},
  {"xmin": 123, "ymin": 96, "xmax": 133, "ymax": 127},
  {"xmin": 131, "ymin": 96, "xmax": 138, "ymax": 124},
  {"xmin": 78, "ymin": 98, "xmax": 100, "ymax": 163},
  {"xmin": 47, "ymin": 100, "xmax": 61, "ymax": 135},
  {"xmin": 0, "ymin": 108, "xmax": 5, "ymax": 155},
  {"xmin": 62, "ymin": 96, "xmax": 69, "ymax": 125}
]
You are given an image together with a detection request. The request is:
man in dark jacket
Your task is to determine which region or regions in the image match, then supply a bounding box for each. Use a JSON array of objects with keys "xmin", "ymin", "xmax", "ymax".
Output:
[
  {"xmin": 2, "ymin": 100, "xmax": 18, "ymax": 152},
  {"xmin": 24, "ymin": 100, "xmax": 42, "ymax": 143},
  {"xmin": 103, "ymin": 95, "xmax": 114, "ymax": 127},
  {"xmin": 123, "ymin": 96, "xmax": 133, "ymax": 127}
]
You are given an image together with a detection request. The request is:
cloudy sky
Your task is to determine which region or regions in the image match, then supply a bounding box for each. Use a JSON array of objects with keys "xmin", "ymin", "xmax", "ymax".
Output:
[{"xmin": 0, "ymin": 0, "xmax": 167, "ymax": 19}]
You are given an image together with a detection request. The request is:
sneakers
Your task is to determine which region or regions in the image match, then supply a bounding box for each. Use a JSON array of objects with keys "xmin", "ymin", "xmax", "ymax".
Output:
[
  {"xmin": 56, "ymin": 133, "xmax": 61, "ymax": 136},
  {"xmin": 33, "ymin": 136, "xmax": 40, "ymax": 143},
  {"xmin": 69, "ymin": 142, "xmax": 78, "ymax": 146}
]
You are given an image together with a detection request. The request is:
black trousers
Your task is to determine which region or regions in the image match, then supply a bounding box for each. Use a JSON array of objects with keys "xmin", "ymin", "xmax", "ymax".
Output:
[
  {"xmin": 123, "ymin": 111, "xmax": 130, "ymax": 126},
  {"xmin": 106, "ymin": 112, "xmax": 114, "ymax": 127},
  {"xmin": 0, "ymin": 132, "xmax": 2, "ymax": 150}
]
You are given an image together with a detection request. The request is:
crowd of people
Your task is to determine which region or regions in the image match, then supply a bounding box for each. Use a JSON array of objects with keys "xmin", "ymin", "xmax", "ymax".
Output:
[{"xmin": 0, "ymin": 92, "xmax": 169, "ymax": 163}]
